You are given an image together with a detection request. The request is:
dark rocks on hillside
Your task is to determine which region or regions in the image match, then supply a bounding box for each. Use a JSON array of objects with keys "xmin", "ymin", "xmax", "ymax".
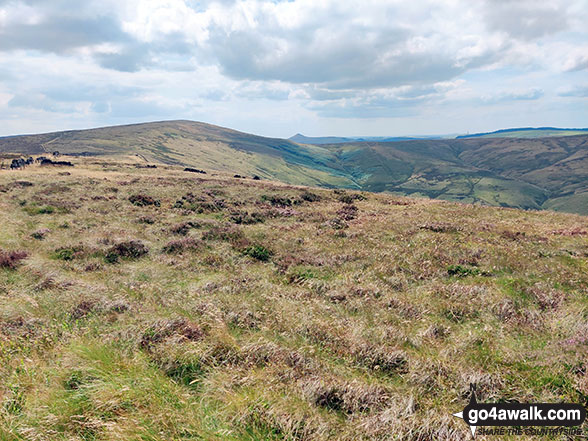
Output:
[
  {"xmin": 39, "ymin": 159, "xmax": 74, "ymax": 167},
  {"xmin": 10, "ymin": 158, "xmax": 25, "ymax": 169},
  {"xmin": 184, "ymin": 167, "xmax": 206, "ymax": 174}
]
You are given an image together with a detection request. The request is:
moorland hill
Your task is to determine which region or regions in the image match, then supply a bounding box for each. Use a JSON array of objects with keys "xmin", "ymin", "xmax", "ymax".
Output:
[{"xmin": 1, "ymin": 120, "xmax": 587, "ymax": 214}]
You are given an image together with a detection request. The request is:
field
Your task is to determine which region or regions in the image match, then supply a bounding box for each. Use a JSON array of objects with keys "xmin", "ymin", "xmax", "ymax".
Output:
[{"xmin": 1, "ymin": 157, "xmax": 587, "ymax": 440}]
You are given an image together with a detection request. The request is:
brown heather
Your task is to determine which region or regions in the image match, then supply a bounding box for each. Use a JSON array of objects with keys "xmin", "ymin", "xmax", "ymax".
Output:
[{"xmin": 0, "ymin": 155, "xmax": 587, "ymax": 440}]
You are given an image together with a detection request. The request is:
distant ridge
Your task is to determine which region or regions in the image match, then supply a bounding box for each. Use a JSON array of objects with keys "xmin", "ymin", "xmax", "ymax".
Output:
[
  {"xmin": 289, "ymin": 134, "xmax": 355, "ymax": 145},
  {"xmin": 457, "ymin": 127, "xmax": 588, "ymax": 139},
  {"xmin": 289, "ymin": 133, "xmax": 441, "ymax": 145}
]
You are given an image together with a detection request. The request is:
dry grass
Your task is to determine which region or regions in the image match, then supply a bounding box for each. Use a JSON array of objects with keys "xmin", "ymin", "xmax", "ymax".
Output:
[{"xmin": 0, "ymin": 157, "xmax": 587, "ymax": 440}]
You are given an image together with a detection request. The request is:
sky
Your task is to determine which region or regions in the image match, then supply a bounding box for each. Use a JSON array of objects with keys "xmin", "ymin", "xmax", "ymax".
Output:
[{"xmin": 0, "ymin": 0, "xmax": 586, "ymax": 138}]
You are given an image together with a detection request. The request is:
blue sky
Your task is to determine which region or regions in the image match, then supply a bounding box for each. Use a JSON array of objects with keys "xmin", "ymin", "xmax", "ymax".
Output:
[{"xmin": 0, "ymin": 0, "xmax": 586, "ymax": 137}]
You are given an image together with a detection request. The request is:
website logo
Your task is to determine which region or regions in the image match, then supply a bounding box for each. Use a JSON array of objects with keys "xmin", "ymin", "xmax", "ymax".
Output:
[{"xmin": 453, "ymin": 384, "xmax": 586, "ymax": 437}]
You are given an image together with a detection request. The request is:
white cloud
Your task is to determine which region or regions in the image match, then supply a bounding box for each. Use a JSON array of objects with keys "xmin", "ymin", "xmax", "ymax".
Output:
[{"xmin": 0, "ymin": 0, "xmax": 586, "ymax": 136}]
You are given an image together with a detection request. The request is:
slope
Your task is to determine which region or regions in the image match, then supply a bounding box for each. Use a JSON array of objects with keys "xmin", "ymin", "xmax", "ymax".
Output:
[
  {"xmin": 1, "ymin": 158, "xmax": 587, "ymax": 440},
  {"xmin": 0, "ymin": 120, "xmax": 356, "ymax": 189}
]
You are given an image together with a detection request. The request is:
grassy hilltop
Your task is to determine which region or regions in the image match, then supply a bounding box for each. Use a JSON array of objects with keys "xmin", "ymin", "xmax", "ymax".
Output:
[
  {"xmin": 1, "ymin": 120, "xmax": 588, "ymax": 214},
  {"xmin": 1, "ymin": 157, "xmax": 587, "ymax": 440}
]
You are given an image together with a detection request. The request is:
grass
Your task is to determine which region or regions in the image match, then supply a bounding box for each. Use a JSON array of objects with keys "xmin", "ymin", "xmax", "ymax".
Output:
[{"xmin": 0, "ymin": 157, "xmax": 587, "ymax": 440}]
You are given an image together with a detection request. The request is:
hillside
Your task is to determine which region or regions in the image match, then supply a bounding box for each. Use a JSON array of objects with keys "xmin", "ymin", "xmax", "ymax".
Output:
[
  {"xmin": 1, "ymin": 158, "xmax": 587, "ymax": 440},
  {"xmin": 0, "ymin": 121, "xmax": 356, "ymax": 189},
  {"xmin": 329, "ymin": 135, "xmax": 588, "ymax": 213},
  {"xmin": 289, "ymin": 134, "xmax": 357, "ymax": 145},
  {"xmin": 457, "ymin": 127, "xmax": 588, "ymax": 139},
  {"xmin": 1, "ymin": 120, "xmax": 587, "ymax": 214},
  {"xmin": 288, "ymin": 134, "xmax": 435, "ymax": 145}
]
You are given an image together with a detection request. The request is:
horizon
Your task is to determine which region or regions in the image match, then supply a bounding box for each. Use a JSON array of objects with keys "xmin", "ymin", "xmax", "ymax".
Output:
[{"xmin": 0, "ymin": 0, "xmax": 586, "ymax": 138}]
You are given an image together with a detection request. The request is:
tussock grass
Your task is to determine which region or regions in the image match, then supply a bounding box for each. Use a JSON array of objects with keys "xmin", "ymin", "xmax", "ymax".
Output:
[{"xmin": 0, "ymin": 158, "xmax": 587, "ymax": 440}]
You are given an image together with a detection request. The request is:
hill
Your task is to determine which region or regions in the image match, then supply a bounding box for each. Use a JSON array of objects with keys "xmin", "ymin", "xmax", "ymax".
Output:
[
  {"xmin": 289, "ymin": 134, "xmax": 440, "ymax": 145},
  {"xmin": 457, "ymin": 127, "xmax": 588, "ymax": 139},
  {"xmin": 289, "ymin": 133, "xmax": 357, "ymax": 144},
  {"xmin": 1, "ymin": 120, "xmax": 587, "ymax": 214},
  {"xmin": 0, "ymin": 120, "xmax": 356, "ymax": 189},
  {"xmin": 328, "ymin": 135, "xmax": 588, "ymax": 214},
  {"xmin": 1, "ymin": 158, "xmax": 587, "ymax": 440}
]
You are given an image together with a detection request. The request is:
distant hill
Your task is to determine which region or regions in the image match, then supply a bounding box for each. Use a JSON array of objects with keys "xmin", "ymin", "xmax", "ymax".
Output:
[
  {"xmin": 457, "ymin": 127, "xmax": 588, "ymax": 139},
  {"xmin": 289, "ymin": 133, "xmax": 441, "ymax": 145},
  {"xmin": 1, "ymin": 120, "xmax": 588, "ymax": 214},
  {"xmin": 289, "ymin": 134, "xmax": 356, "ymax": 144}
]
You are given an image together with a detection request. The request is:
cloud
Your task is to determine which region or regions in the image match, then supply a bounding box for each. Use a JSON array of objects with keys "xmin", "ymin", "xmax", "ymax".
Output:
[
  {"xmin": 558, "ymin": 85, "xmax": 588, "ymax": 98},
  {"xmin": 200, "ymin": 2, "xmax": 506, "ymax": 91},
  {"xmin": 93, "ymin": 31, "xmax": 197, "ymax": 72},
  {"xmin": 504, "ymin": 89, "xmax": 544, "ymax": 101},
  {"xmin": 564, "ymin": 55, "xmax": 588, "ymax": 72},
  {"xmin": 234, "ymin": 82, "xmax": 291, "ymax": 100},
  {"xmin": 90, "ymin": 101, "xmax": 110, "ymax": 113},
  {"xmin": 93, "ymin": 48, "xmax": 149, "ymax": 72},
  {"xmin": 301, "ymin": 80, "xmax": 468, "ymax": 118},
  {"xmin": 199, "ymin": 88, "xmax": 228, "ymax": 101},
  {"xmin": 206, "ymin": 22, "xmax": 417, "ymax": 88},
  {"xmin": 482, "ymin": 0, "xmax": 569, "ymax": 41},
  {"xmin": 308, "ymin": 99, "xmax": 421, "ymax": 119},
  {"xmin": 0, "ymin": 0, "xmax": 586, "ymax": 136},
  {"xmin": 306, "ymin": 88, "xmax": 434, "ymax": 119},
  {"xmin": 0, "ymin": 3, "xmax": 197, "ymax": 72},
  {"xmin": 304, "ymin": 87, "xmax": 356, "ymax": 101},
  {"xmin": 4, "ymin": 76, "xmax": 146, "ymax": 115},
  {"xmin": 8, "ymin": 93, "xmax": 78, "ymax": 113},
  {"xmin": 0, "ymin": 14, "xmax": 130, "ymax": 53},
  {"xmin": 480, "ymin": 88, "xmax": 544, "ymax": 104},
  {"xmin": 42, "ymin": 84, "xmax": 143, "ymax": 102},
  {"xmin": 108, "ymin": 98, "xmax": 181, "ymax": 118}
]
